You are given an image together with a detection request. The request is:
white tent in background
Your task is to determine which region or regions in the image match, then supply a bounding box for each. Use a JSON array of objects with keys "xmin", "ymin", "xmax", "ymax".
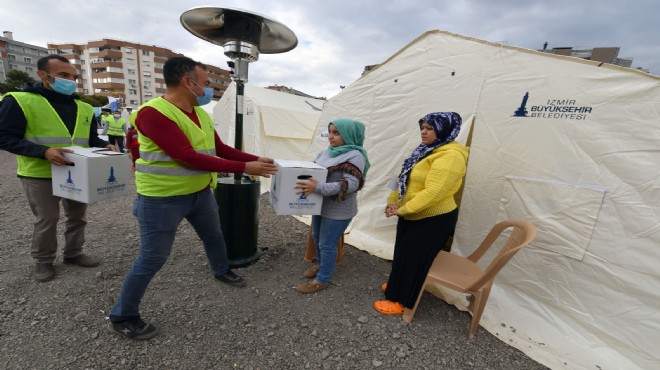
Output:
[
  {"xmin": 213, "ymin": 82, "xmax": 325, "ymax": 191},
  {"xmin": 306, "ymin": 30, "xmax": 660, "ymax": 370}
]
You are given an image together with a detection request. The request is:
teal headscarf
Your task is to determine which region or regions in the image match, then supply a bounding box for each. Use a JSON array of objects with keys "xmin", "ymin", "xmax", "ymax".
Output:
[{"xmin": 327, "ymin": 118, "xmax": 370, "ymax": 177}]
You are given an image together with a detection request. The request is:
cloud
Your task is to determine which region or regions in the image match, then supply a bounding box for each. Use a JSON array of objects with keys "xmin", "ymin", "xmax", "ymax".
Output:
[{"xmin": 2, "ymin": 0, "xmax": 657, "ymax": 99}]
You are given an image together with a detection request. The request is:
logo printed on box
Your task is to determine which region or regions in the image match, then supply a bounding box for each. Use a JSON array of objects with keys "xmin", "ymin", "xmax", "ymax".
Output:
[
  {"xmin": 59, "ymin": 169, "xmax": 83, "ymax": 195},
  {"xmin": 269, "ymin": 159, "xmax": 327, "ymax": 215},
  {"xmin": 96, "ymin": 166, "xmax": 126, "ymax": 196},
  {"xmin": 288, "ymin": 194, "xmax": 317, "ymax": 210}
]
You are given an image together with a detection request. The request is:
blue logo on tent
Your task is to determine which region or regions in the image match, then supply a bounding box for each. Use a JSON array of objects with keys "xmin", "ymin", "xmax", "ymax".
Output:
[
  {"xmin": 513, "ymin": 92, "xmax": 593, "ymax": 120},
  {"xmin": 513, "ymin": 92, "xmax": 530, "ymax": 117}
]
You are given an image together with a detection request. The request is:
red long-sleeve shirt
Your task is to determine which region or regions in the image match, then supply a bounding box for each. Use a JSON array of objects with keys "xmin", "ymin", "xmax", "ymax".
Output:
[{"xmin": 136, "ymin": 106, "xmax": 258, "ymax": 173}]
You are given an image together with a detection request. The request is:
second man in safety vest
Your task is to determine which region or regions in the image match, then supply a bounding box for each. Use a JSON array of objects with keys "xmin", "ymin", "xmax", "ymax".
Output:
[
  {"xmin": 106, "ymin": 110, "xmax": 126, "ymax": 152},
  {"xmin": 107, "ymin": 56, "xmax": 277, "ymax": 341}
]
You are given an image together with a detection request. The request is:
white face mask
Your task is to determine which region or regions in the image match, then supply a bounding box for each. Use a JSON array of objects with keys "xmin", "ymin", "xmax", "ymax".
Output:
[{"xmin": 113, "ymin": 114, "xmax": 120, "ymax": 118}]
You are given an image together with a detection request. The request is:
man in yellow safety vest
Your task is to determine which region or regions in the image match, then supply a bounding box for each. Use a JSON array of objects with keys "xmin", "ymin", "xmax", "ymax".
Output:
[
  {"xmin": 107, "ymin": 56, "xmax": 277, "ymax": 340},
  {"xmin": 0, "ymin": 54, "xmax": 116, "ymax": 282}
]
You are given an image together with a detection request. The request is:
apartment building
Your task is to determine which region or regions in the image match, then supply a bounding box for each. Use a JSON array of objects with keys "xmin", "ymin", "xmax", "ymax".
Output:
[
  {"xmin": 0, "ymin": 31, "xmax": 49, "ymax": 83},
  {"xmin": 266, "ymin": 84, "xmax": 324, "ymax": 100},
  {"xmin": 48, "ymin": 38, "xmax": 232, "ymax": 107},
  {"xmin": 539, "ymin": 43, "xmax": 634, "ymax": 68}
]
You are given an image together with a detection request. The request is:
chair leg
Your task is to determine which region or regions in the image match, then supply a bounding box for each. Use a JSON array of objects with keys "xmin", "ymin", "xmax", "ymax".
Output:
[
  {"xmin": 402, "ymin": 307, "xmax": 414, "ymax": 322},
  {"xmin": 402, "ymin": 282, "xmax": 427, "ymax": 323},
  {"xmin": 467, "ymin": 287, "xmax": 491, "ymax": 339}
]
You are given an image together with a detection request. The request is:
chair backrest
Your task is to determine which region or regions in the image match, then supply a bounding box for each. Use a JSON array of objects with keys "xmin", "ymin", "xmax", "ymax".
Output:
[{"xmin": 465, "ymin": 219, "xmax": 537, "ymax": 291}]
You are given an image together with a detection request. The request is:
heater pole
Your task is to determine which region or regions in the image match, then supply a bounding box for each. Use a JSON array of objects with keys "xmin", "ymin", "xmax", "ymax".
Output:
[
  {"xmin": 180, "ymin": 6, "xmax": 298, "ymax": 267},
  {"xmin": 234, "ymin": 81, "xmax": 245, "ymax": 181}
]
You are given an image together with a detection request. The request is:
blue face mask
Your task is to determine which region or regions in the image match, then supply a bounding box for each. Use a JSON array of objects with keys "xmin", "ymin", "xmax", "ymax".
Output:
[
  {"xmin": 46, "ymin": 73, "xmax": 77, "ymax": 96},
  {"xmin": 190, "ymin": 80, "xmax": 214, "ymax": 106},
  {"xmin": 197, "ymin": 87, "xmax": 214, "ymax": 106}
]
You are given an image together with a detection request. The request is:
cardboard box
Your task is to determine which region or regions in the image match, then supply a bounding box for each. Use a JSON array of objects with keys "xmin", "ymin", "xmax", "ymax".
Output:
[
  {"xmin": 51, "ymin": 146, "xmax": 131, "ymax": 204},
  {"xmin": 269, "ymin": 159, "xmax": 328, "ymax": 215}
]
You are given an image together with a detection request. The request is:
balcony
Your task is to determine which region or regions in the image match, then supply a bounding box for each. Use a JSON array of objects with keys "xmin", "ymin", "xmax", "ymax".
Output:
[
  {"xmin": 89, "ymin": 61, "xmax": 123, "ymax": 69},
  {"xmin": 94, "ymin": 82, "xmax": 125, "ymax": 90},
  {"xmin": 90, "ymin": 49, "xmax": 123, "ymax": 59},
  {"xmin": 91, "ymin": 71, "xmax": 124, "ymax": 79}
]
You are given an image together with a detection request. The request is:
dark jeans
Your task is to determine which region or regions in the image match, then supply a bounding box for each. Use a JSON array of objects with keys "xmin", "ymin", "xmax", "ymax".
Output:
[
  {"xmin": 311, "ymin": 215, "xmax": 351, "ymax": 284},
  {"xmin": 109, "ymin": 188, "xmax": 230, "ymax": 321}
]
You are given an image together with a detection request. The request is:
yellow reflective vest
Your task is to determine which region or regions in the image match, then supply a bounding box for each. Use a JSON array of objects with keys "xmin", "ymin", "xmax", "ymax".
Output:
[
  {"xmin": 106, "ymin": 116, "xmax": 125, "ymax": 136},
  {"xmin": 5, "ymin": 92, "xmax": 92, "ymax": 178},
  {"xmin": 135, "ymin": 97, "xmax": 217, "ymax": 196}
]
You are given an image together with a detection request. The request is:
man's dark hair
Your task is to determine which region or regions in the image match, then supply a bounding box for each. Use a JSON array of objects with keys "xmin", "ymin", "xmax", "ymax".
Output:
[
  {"xmin": 37, "ymin": 55, "xmax": 71, "ymax": 72},
  {"xmin": 163, "ymin": 56, "xmax": 206, "ymax": 87}
]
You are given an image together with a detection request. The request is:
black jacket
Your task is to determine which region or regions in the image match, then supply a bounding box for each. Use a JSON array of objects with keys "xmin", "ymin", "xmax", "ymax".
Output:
[{"xmin": 0, "ymin": 82, "xmax": 108, "ymax": 160}]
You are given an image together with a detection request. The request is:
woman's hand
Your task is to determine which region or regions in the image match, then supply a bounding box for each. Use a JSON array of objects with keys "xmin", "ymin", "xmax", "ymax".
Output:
[
  {"xmin": 385, "ymin": 204, "xmax": 399, "ymax": 218},
  {"xmin": 295, "ymin": 177, "xmax": 318, "ymax": 197}
]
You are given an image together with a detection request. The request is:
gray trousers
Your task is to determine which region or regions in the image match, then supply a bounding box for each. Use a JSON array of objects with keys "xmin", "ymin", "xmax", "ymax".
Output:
[{"xmin": 20, "ymin": 177, "xmax": 88, "ymax": 263}]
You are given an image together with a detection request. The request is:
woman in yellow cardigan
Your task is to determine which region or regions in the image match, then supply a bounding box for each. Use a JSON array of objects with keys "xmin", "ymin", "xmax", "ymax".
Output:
[{"xmin": 375, "ymin": 112, "xmax": 469, "ymax": 315}]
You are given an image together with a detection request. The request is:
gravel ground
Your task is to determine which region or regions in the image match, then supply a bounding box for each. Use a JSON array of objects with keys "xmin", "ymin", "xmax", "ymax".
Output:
[{"xmin": 0, "ymin": 150, "xmax": 547, "ymax": 370}]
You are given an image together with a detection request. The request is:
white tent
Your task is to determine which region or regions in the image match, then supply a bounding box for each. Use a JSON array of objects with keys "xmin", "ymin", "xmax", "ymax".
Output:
[
  {"xmin": 200, "ymin": 99, "xmax": 218, "ymax": 121},
  {"xmin": 306, "ymin": 30, "xmax": 660, "ymax": 370},
  {"xmin": 213, "ymin": 82, "xmax": 325, "ymax": 191}
]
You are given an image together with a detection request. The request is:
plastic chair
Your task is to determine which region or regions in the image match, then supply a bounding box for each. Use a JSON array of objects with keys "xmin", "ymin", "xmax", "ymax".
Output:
[{"xmin": 402, "ymin": 219, "xmax": 537, "ymax": 339}]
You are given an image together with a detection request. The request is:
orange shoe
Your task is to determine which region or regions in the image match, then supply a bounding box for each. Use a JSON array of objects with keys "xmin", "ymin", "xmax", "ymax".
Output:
[
  {"xmin": 381, "ymin": 282, "xmax": 387, "ymax": 292},
  {"xmin": 374, "ymin": 300, "xmax": 404, "ymax": 315}
]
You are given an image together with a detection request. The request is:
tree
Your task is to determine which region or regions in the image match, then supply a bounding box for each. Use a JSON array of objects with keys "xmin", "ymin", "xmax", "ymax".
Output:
[
  {"xmin": 0, "ymin": 70, "xmax": 36, "ymax": 94},
  {"xmin": 77, "ymin": 94, "xmax": 109, "ymax": 107}
]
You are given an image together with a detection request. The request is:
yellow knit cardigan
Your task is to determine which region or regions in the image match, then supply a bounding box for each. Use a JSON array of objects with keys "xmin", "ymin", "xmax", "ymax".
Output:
[{"xmin": 387, "ymin": 142, "xmax": 469, "ymax": 221}]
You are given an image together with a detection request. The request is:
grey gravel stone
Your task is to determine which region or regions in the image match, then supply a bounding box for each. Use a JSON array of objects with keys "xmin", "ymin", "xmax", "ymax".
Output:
[{"xmin": 0, "ymin": 150, "xmax": 547, "ymax": 369}]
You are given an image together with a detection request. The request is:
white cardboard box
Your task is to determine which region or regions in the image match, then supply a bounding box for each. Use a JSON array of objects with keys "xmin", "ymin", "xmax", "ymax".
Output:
[
  {"xmin": 51, "ymin": 146, "xmax": 130, "ymax": 204},
  {"xmin": 269, "ymin": 159, "xmax": 328, "ymax": 215}
]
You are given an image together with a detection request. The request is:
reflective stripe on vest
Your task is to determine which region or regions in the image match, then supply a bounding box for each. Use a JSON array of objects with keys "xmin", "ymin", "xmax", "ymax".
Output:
[
  {"xmin": 135, "ymin": 164, "xmax": 209, "ymax": 176},
  {"xmin": 139, "ymin": 149, "xmax": 216, "ymax": 161},
  {"xmin": 27, "ymin": 137, "xmax": 89, "ymax": 145}
]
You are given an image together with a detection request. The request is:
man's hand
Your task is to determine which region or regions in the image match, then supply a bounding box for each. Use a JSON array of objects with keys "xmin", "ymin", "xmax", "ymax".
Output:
[
  {"xmin": 44, "ymin": 148, "xmax": 74, "ymax": 166},
  {"xmin": 105, "ymin": 144, "xmax": 118, "ymax": 152},
  {"xmin": 244, "ymin": 161, "xmax": 278, "ymax": 178},
  {"xmin": 257, "ymin": 157, "xmax": 274, "ymax": 164}
]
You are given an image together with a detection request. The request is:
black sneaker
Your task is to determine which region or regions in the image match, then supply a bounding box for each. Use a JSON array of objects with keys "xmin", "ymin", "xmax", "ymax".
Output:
[
  {"xmin": 108, "ymin": 318, "xmax": 159, "ymax": 340},
  {"xmin": 215, "ymin": 270, "xmax": 246, "ymax": 288}
]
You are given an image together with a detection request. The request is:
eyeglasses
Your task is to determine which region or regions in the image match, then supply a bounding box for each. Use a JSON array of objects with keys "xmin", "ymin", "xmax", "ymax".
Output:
[
  {"xmin": 46, "ymin": 72, "xmax": 81, "ymax": 82},
  {"xmin": 187, "ymin": 74, "xmax": 210, "ymax": 88}
]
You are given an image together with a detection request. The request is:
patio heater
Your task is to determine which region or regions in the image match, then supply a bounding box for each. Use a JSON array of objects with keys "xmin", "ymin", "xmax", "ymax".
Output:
[{"xmin": 181, "ymin": 7, "xmax": 298, "ymax": 267}]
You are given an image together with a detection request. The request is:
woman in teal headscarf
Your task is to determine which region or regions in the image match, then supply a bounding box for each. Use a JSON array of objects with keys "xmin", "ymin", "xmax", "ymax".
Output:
[{"xmin": 294, "ymin": 118, "xmax": 370, "ymax": 293}]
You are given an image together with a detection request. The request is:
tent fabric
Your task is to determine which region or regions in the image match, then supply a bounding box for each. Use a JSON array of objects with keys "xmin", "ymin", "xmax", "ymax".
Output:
[
  {"xmin": 305, "ymin": 30, "xmax": 660, "ymax": 370},
  {"xmin": 213, "ymin": 83, "xmax": 326, "ymax": 192}
]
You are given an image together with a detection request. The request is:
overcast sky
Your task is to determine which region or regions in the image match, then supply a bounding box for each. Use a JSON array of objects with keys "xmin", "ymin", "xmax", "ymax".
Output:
[{"xmin": 2, "ymin": 0, "xmax": 658, "ymax": 98}]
